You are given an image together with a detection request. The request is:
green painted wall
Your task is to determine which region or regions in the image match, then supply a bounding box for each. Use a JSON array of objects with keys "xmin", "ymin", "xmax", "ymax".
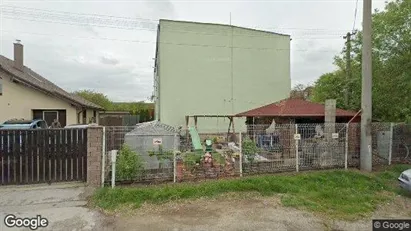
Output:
[{"xmin": 155, "ymin": 20, "xmax": 291, "ymax": 133}]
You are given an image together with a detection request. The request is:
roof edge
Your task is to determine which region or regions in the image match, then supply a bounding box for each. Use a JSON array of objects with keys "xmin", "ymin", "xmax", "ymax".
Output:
[
  {"xmin": 0, "ymin": 64, "xmax": 103, "ymax": 110},
  {"xmin": 159, "ymin": 19, "xmax": 290, "ymax": 37},
  {"xmin": 236, "ymin": 114, "xmax": 360, "ymax": 117},
  {"xmin": 235, "ymin": 98, "xmax": 359, "ymax": 117}
]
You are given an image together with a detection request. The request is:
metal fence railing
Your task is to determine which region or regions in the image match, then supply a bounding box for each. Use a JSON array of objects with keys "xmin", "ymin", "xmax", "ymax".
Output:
[{"xmin": 102, "ymin": 122, "xmax": 411, "ymax": 187}]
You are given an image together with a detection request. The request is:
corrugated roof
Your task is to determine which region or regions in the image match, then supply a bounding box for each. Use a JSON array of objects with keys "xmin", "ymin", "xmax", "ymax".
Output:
[
  {"xmin": 0, "ymin": 55, "xmax": 103, "ymax": 109},
  {"xmin": 126, "ymin": 121, "xmax": 178, "ymax": 136},
  {"xmin": 235, "ymin": 98, "xmax": 359, "ymax": 117}
]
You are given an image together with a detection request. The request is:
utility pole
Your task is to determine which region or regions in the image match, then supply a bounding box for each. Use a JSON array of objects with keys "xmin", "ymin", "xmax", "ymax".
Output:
[
  {"xmin": 343, "ymin": 31, "xmax": 356, "ymax": 108},
  {"xmin": 360, "ymin": 0, "xmax": 373, "ymax": 172}
]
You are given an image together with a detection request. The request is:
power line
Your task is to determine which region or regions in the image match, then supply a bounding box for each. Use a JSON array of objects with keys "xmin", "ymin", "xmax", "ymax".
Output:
[
  {"xmin": 2, "ymin": 15, "xmax": 156, "ymax": 32},
  {"xmin": 2, "ymin": 15, "xmax": 347, "ymax": 40},
  {"xmin": 0, "ymin": 5, "xmax": 159, "ymax": 22},
  {"xmin": 1, "ymin": 29, "xmax": 342, "ymax": 53},
  {"xmin": 1, "ymin": 5, "xmax": 353, "ymax": 34},
  {"xmin": 0, "ymin": 29, "xmax": 344, "ymax": 43}
]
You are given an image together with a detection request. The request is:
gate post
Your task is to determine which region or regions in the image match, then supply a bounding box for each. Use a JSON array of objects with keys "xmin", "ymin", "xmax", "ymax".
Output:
[{"xmin": 87, "ymin": 126, "xmax": 103, "ymax": 187}]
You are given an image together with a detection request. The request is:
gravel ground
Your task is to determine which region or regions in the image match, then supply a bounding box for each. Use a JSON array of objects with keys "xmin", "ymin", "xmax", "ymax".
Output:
[{"xmin": 101, "ymin": 192, "xmax": 411, "ymax": 231}]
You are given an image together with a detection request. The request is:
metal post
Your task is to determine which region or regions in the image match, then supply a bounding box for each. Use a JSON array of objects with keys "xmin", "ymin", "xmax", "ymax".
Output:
[
  {"xmin": 101, "ymin": 127, "xmax": 106, "ymax": 187},
  {"xmin": 345, "ymin": 124, "xmax": 349, "ymax": 170},
  {"xmin": 388, "ymin": 123, "xmax": 394, "ymax": 165},
  {"xmin": 360, "ymin": 0, "xmax": 373, "ymax": 172},
  {"xmin": 111, "ymin": 151, "xmax": 116, "ymax": 189},
  {"xmin": 239, "ymin": 132, "xmax": 243, "ymax": 177},
  {"xmin": 173, "ymin": 133, "xmax": 177, "ymax": 183},
  {"xmin": 295, "ymin": 124, "xmax": 299, "ymax": 172},
  {"xmin": 173, "ymin": 151, "xmax": 177, "ymax": 183}
]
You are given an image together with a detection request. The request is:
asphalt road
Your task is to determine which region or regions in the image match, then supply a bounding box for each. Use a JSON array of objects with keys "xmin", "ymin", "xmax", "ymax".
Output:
[{"xmin": 0, "ymin": 183, "xmax": 107, "ymax": 231}]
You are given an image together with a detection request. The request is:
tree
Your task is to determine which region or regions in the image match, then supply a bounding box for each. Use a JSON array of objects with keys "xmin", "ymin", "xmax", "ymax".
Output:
[
  {"xmin": 311, "ymin": 0, "xmax": 411, "ymax": 122},
  {"xmin": 74, "ymin": 90, "xmax": 113, "ymax": 110},
  {"xmin": 290, "ymin": 84, "xmax": 313, "ymax": 100},
  {"xmin": 74, "ymin": 90, "xmax": 155, "ymax": 121}
]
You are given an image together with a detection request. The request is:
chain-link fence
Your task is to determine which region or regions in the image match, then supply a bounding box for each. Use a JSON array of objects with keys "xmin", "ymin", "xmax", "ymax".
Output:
[
  {"xmin": 102, "ymin": 122, "xmax": 411, "ymax": 186},
  {"xmin": 103, "ymin": 122, "xmax": 178, "ymax": 185},
  {"xmin": 391, "ymin": 123, "xmax": 411, "ymax": 163}
]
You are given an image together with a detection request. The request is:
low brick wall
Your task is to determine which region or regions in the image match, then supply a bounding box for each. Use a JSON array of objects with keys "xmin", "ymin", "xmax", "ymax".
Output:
[{"xmin": 242, "ymin": 161, "xmax": 296, "ymax": 175}]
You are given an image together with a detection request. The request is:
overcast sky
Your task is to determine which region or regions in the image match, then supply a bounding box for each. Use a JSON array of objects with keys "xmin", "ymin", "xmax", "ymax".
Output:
[{"xmin": 0, "ymin": 0, "xmax": 387, "ymax": 102}]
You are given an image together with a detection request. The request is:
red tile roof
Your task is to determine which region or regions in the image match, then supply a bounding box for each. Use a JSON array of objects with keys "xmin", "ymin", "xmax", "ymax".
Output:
[{"xmin": 235, "ymin": 98, "xmax": 359, "ymax": 117}]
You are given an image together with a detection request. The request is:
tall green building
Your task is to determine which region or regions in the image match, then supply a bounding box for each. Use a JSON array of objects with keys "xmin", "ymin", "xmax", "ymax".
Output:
[{"xmin": 153, "ymin": 19, "xmax": 291, "ymax": 133}]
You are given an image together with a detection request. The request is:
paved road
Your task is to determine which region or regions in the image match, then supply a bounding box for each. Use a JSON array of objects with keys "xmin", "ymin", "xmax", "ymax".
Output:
[{"xmin": 0, "ymin": 183, "xmax": 107, "ymax": 231}]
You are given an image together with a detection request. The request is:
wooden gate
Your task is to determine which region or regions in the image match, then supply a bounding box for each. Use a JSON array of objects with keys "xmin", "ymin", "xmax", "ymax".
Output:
[{"xmin": 0, "ymin": 128, "xmax": 88, "ymax": 185}]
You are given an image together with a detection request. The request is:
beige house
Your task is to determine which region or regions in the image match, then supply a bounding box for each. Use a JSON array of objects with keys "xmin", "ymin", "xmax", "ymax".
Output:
[{"xmin": 0, "ymin": 42, "xmax": 103, "ymax": 127}]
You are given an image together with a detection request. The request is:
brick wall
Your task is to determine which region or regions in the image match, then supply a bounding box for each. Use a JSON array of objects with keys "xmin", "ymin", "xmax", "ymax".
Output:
[{"xmin": 87, "ymin": 126, "xmax": 103, "ymax": 187}]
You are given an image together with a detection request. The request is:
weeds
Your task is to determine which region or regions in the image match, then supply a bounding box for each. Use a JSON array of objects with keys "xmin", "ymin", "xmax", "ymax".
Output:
[{"xmin": 92, "ymin": 164, "xmax": 411, "ymax": 220}]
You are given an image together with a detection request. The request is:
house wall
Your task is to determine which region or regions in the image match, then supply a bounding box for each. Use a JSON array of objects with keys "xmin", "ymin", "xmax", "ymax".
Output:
[
  {"xmin": 86, "ymin": 109, "xmax": 99, "ymax": 124},
  {"xmin": 0, "ymin": 70, "xmax": 78, "ymax": 125},
  {"xmin": 155, "ymin": 20, "xmax": 291, "ymax": 132}
]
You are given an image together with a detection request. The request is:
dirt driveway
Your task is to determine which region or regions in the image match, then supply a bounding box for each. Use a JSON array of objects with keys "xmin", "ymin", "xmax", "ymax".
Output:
[
  {"xmin": 0, "ymin": 183, "xmax": 106, "ymax": 231},
  {"xmin": 106, "ymin": 193, "xmax": 411, "ymax": 231}
]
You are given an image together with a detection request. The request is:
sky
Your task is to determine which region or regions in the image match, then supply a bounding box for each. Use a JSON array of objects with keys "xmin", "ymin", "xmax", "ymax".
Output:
[{"xmin": 0, "ymin": 0, "xmax": 388, "ymax": 102}]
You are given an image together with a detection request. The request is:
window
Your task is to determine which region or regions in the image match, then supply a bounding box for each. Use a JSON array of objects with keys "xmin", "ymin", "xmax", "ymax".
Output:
[
  {"xmin": 32, "ymin": 110, "xmax": 67, "ymax": 127},
  {"xmin": 43, "ymin": 111, "xmax": 58, "ymax": 127}
]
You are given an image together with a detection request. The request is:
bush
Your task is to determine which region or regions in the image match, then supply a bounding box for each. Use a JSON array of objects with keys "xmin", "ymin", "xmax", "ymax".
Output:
[
  {"xmin": 242, "ymin": 137, "xmax": 260, "ymax": 162},
  {"xmin": 182, "ymin": 152, "xmax": 203, "ymax": 166},
  {"xmin": 116, "ymin": 144, "xmax": 144, "ymax": 181}
]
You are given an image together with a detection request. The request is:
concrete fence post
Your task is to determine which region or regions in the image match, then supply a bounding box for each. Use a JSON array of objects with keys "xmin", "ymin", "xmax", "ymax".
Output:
[
  {"xmin": 87, "ymin": 126, "xmax": 103, "ymax": 187},
  {"xmin": 111, "ymin": 152, "xmax": 116, "ymax": 188}
]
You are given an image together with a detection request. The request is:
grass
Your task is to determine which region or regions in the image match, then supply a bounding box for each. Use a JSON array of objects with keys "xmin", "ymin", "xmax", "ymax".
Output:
[{"xmin": 92, "ymin": 164, "xmax": 411, "ymax": 220}]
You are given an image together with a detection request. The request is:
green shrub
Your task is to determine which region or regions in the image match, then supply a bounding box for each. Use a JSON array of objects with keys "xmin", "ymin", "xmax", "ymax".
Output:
[
  {"xmin": 182, "ymin": 152, "xmax": 203, "ymax": 166},
  {"xmin": 116, "ymin": 144, "xmax": 144, "ymax": 181},
  {"xmin": 242, "ymin": 137, "xmax": 259, "ymax": 162}
]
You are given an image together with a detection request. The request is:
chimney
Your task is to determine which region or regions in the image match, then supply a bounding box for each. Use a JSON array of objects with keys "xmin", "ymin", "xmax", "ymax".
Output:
[{"xmin": 14, "ymin": 40, "xmax": 24, "ymax": 71}]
